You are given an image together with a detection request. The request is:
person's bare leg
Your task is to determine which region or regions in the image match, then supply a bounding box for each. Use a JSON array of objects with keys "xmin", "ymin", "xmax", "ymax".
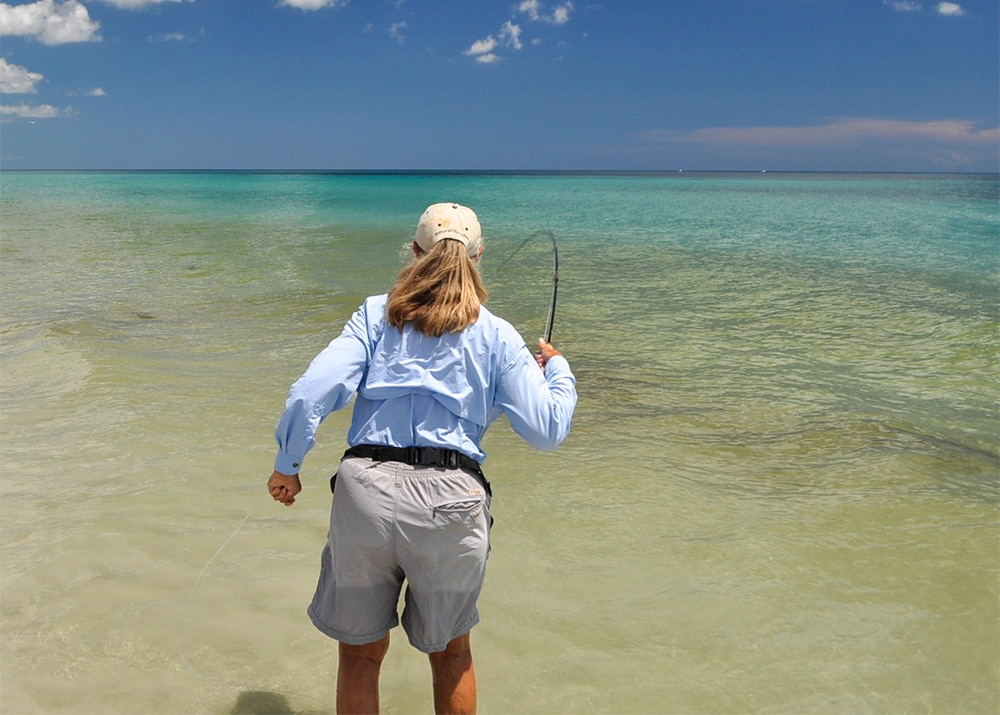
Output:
[
  {"xmin": 337, "ymin": 635, "xmax": 390, "ymax": 714},
  {"xmin": 428, "ymin": 633, "xmax": 476, "ymax": 715}
]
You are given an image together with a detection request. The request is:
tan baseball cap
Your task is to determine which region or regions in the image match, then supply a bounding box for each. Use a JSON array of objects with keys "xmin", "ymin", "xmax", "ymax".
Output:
[{"xmin": 414, "ymin": 203, "xmax": 482, "ymax": 253}]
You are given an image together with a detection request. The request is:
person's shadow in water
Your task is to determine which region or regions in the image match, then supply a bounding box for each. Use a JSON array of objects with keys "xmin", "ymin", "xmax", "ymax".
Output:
[{"xmin": 230, "ymin": 690, "xmax": 331, "ymax": 715}]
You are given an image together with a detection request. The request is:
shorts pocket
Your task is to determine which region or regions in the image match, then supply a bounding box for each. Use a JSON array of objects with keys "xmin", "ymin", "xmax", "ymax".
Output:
[{"xmin": 433, "ymin": 497, "xmax": 485, "ymax": 525}]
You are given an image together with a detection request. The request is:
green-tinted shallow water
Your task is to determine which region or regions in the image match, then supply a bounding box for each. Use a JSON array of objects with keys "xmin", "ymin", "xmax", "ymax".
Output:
[{"xmin": 1, "ymin": 172, "xmax": 997, "ymax": 713}]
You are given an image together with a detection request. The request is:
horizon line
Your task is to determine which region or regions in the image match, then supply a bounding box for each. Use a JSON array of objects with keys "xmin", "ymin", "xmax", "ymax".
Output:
[{"xmin": 3, "ymin": 168, "xmax": 998, "ymax": 177}]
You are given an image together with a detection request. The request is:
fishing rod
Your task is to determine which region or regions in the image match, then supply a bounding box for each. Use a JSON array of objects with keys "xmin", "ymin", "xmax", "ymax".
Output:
[
  {"xmin": 543, "ymin": 231, "xmax": 559, "ymax": 344},
  {"xmin": 502, "ymin": 229, "xmax": 559, "ymax": 344}
]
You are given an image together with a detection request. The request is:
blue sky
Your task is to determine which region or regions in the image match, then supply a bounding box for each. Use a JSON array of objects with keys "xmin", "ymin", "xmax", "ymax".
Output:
[{"xmin": 0, "ymin": 0, "xmax": 997, "ymax": 171}]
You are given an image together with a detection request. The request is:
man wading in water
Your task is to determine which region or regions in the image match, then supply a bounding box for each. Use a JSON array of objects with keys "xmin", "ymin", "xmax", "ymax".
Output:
[{"xmin": 267, "ymin": 203, "xmax": 577, "ymax": 714}]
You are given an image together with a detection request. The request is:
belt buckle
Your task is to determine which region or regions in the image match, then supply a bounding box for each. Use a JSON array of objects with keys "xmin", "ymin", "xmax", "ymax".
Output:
[{"xmin": 401, "ymin": 446, "xmax": 461, "ymax": 469}]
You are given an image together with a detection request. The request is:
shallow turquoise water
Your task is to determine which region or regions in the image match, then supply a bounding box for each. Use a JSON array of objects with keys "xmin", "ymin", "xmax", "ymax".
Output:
[{"xmin": 1, "ymin": 172, "xmax": 997, "ymax": 713}]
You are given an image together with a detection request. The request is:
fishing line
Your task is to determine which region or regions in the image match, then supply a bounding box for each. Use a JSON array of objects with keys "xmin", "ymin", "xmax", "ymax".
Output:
[
  {"xmin": 177, "ymin": 504, "xmax": 256, "ymax": 681},
  {"xmin": 499, "ymin": 229, "xmax": 560, "ymax": 343},
  {"xmin": 176, "ymin": 499, "xmax": 334, "ymax": 712}
]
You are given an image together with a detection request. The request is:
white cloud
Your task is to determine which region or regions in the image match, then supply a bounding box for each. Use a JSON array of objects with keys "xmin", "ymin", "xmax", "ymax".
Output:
[
  {"xmin": 149, "ymin": 31, "xmax": 188, "ymax": 41},
  {"xmin": 0, "ymin": 0, "xmax": 101, "ymax": 45},
  {"xmin": 936, "ymin": 2, "xmax": 964, "ymax": 16},
  {"xmin": 0, "ymin": 58, "xmax": 43, "ymax": 93},
  {"xmin": 467, "ymin": 36, "xmax": 497, "ymax": 56},
  {"xmin": 466, "ymin": 21, "xmax": 523, "ymax": 62},
  {"xmin": 886, "ymin": 1, "xmax": 966, "ymax": 14},
  {"xmin": 551, "ymin": 3, "xmax": 572, "ymax": 24},
  {"xmin": 0, "ymin": 102, "xmax": 71, "ymax": 119},
  {"xmin": 97, "ymin": 0, "xmax": 192, "ymax": 8},
  {"xmin": 519, "ymin": 0, "xmax": 541, "ymax": 21},
  {"xmin": 278, "ymin": 0, "xmax": 349, "ymax": 10},
  {"xmin": 518, "ymin": 0, "xmax": 573, "ymax": 24},
  {"xmin": 67, "ymin": 85, "xmax": 106, "ymax": 95},
  {"xmin": 500, "ymin": 21, "xmax": 522, "ymax": 50},
  {"xmin": 466, "ymin": 0, "xmax": 570, "ymax": 64},
  {"xmin": 389, "ymin": 21, "xmax": 406, "ymax": 43}
]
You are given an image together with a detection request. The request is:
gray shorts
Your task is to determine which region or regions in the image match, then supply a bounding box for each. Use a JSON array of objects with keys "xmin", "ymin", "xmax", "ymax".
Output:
[{"xmin": 307, "ymin": 456, "xmax": 492, "ymax": 653}]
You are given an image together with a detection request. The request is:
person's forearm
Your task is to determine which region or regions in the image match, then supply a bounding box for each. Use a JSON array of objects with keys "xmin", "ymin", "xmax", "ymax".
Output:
[{"xmin": 500, "ymin": 348, "xmax": 578, "ymax": 450}]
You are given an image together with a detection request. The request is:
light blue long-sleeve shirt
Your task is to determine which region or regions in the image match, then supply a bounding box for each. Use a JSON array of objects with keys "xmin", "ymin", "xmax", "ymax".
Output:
[{"xmin": 274, "ymin": 294, "xmax": 577, "ymax": 475}]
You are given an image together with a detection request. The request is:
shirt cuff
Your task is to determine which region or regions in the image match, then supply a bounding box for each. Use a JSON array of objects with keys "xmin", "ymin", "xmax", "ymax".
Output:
[
  {"xmin": 274, "ymin": 451, "xmax": 303, "ymax": 475},
  {"xmin": 545, "ymin": 354, "xmax": 572, "ymax": 375}
]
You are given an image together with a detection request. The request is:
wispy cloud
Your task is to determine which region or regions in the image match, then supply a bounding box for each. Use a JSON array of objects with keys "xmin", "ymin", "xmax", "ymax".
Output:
[
  {"xmin": 389, "ymin": 21, "xmax": 406, "ymax": 43},
  {"xmin": 886, "ymin": 1, "xmax": 922, "ymax": 11},
  {"xmin": 466, "ymin": 1, "xmax": 570, "ymax": 64},
  {"xmin": 935, "ymin": 2, "xmax": 964, "ymax": 16},
  {"xmin": 501, "ymin": 21, "xmax": 522, "ymax": 50},
  {"xmin": 518, "ymin": 0, "xmax": 574, "ymax": 25},
  {"xmin": 640, "ymin": 119, "xmax": 999, "ymax": 147},
  {"xmin": 96, "ymin": 0, "xmax": 193, "ymax": 8},
  {"xmin": 0, "ymin": 0, "xmax": 101, "ymax": 45},
  {"xmin": 885, "ymin": 0, "xmax": 966, "ymax": 14},
  {"xmin": 68, "ymin": 86, "xmax": 106, "ymax": 96},
  {"xmin": 0, "ymin": 102, "xmax": 74, "ymax": 119},
  {"xmin": 465, "ymin": 21, "xmax": 522, "ymax": 64},
  {"xmin": 278, "ymin": 0, "xmax": 349, "ymax": 10},
  {"xmin": 149, "ymin": 31, "xmax": 190, "ymax": 42},
  {"xmin": 466, "ymin": 36, "xmax": 498, "ymax": 61},
  {"xmin": 0, "ymin": 58, "xmax": 43, "ymax": 93}
]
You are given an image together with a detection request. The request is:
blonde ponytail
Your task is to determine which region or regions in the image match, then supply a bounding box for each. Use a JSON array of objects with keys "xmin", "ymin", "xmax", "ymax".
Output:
[{"xmin": 386, "ymin": 240, "xmax": 488, "ymax": 336}]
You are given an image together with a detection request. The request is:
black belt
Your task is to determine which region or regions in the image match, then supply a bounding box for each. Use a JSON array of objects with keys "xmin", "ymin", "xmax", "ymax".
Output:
[
  {"xmin": 338, "ymin": 444, "xmax": 492, "ymax": 499},
  {"xmin": 338, "ymin": 444, "xmax": 493, "ymax": 500},
  {"xmin": 344, "ymin": 444, "xmax": 482, "ymax": 474}
]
